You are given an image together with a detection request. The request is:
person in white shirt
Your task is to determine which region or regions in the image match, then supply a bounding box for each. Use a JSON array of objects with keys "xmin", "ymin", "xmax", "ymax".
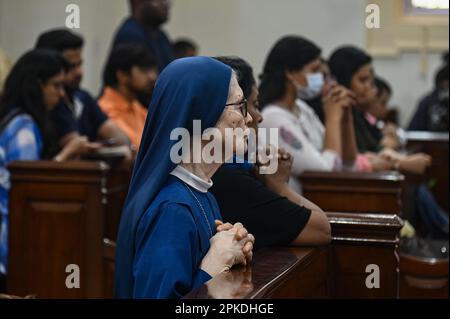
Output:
[{"xmin": 258, "ymin": 36, "xmax": 357, "ymax": 193}]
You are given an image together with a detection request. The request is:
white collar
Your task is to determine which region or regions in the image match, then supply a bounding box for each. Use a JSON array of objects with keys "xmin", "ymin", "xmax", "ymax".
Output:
[{"xmin": 170, "ymin": 165, "xmax": 213, "ymax": 193}]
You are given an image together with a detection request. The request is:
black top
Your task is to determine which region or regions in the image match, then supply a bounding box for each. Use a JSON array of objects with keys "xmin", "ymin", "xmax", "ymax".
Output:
[
  {"xmin": 353, "ymin": 108, "xmax": 382, "ymax": 153},
  {"xmin": 50, "ymin": 89, "xmax": 107, "ymax": 141},
  {"xmin": 408, "ymin": 90, "xmax": 449, "ymax": 132},
  {"xmin": 210, "ymin": 165, "xmax": 312, "ymax": 250}
]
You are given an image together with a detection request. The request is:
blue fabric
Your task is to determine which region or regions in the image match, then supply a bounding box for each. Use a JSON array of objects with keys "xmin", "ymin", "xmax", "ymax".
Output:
[
  {"xmin": 133, "ymin": 176, "xmax": 221, "ymax": 298},
  {"xmin": 416, "ymin": 184, "xmax": 449, "ymax": 238},
  {"xmin": 112, "ymin": 18, "xmax": 175, "ymax": 71},
  {"xmin": 115, "ymin": 57, "xmax": 232, "ymax": 298},
  {"xmin": 50, "ymin": 89, "xmax": 107, "ymax": 141},
  {"xmin": 0, "ymin": 114, "xmax": 42, "ymax": 275}
]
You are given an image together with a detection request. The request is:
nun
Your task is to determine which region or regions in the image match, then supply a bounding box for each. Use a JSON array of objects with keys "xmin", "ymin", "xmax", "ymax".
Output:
[{"xmin": 115, "ymin": 57, "xmax": 255, "ymax": 299}]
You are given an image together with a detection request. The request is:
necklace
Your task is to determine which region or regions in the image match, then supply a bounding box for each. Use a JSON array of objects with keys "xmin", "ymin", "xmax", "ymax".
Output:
[{"xmin": 183, "ymin": 182, "xmax": 213, "ymax": 237}]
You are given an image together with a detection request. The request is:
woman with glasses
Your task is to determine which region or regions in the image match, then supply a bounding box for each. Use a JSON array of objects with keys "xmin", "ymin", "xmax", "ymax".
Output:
[
  {"xmin": 115, "ymin": 57, "xmax": 255, "ymax": 299},
  {"xmin": 258, "ymin": 36, "xmax": 358, "ymax": 193},
  {"xmin": 0, "ymin": 49, "xmax": 100, "ymax": 286}
]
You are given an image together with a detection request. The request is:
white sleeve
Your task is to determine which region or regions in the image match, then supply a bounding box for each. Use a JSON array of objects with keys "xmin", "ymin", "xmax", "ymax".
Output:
[{"xmin": 261, "ymin": 113, "xmax": 341, "ymax": 176}]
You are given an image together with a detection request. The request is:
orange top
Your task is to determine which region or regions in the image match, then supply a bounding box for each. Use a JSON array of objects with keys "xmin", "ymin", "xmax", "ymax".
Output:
[{"xmin": 98, "ymin": 87, "xmax": 148, "ymax": 149}]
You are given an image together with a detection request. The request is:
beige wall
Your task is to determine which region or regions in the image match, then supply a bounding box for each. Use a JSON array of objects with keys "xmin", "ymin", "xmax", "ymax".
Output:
[{"xmin": 0, "ymin": 0, "xmax": 448, "ymax": 126}]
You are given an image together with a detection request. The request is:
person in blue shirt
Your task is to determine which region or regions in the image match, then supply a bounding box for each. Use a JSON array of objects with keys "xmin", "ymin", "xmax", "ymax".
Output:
[
  {"xmin": 35, "ymin": 29, "xmax": 130, "ymax": 156},
  {"xmin": 115, "ymin": 57, "xmax": 255, "ymax": 299},
  {"xmin": 112, "ymin": 0, "xmax": 175, "ymax": 72},
  {"xmin": 0, "ymin": 49, "xmax": 98, "ymax": 291}
]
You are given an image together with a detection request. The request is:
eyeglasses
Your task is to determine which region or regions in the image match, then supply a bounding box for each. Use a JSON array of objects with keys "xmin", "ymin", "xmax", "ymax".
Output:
[{"xmin": 225, "ymin": 99, "xmax": 248, "ymax": 118}]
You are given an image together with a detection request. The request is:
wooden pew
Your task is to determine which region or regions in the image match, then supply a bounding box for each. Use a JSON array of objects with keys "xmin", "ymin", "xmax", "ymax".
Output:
[
  {"xmin": 327, "ymin": 212, "xmax": 403, "ymax": 298},
  {"xmin": 300, "ymin": 171, "xmax": 404, "ymax": 214},
  {"xmin": 399, "ymin": 252, "xmax": 448, "ymax": 298},
  {"xmin": 6, "ymin": 161, "xmax": 405, "ymax": 299},
  {"xmin": 7, "ymin": 160, "xmax": 130, "ymax": 299},
  {"xmin": 185, "ymin": 212, "xmax": 403, "ymax": 299},
  {"xmin": 406, "ymin": 131, "xmax": 449, "ymax": 212},
  {"xmin": 186, "ymin": 247, "xmax": 330, "ymax": 299}
]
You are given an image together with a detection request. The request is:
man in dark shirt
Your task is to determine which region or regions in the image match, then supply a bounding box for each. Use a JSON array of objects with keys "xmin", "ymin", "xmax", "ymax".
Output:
[
  {"xmin": 409, "ymin": 64, "xmax": 449, "ymax": 132},
  {"xmin": 211, "ymin": 57, "xmax": 331, "ymax": 250},
  {"xmin": 35, "ymin": 29, "xmax": 129, "ymax": 149},
  {"xmin": 112, "ymin": 0, "xmax": 174, "ymax": 72}
]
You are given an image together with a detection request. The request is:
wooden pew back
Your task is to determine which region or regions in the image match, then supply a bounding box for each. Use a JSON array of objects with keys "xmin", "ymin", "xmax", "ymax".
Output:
[
  {"xmin": 7, "ymin": 161, "xmax": 406, "ymax": 299},
  {"xmin": 185, "ymin": 213, "xmax": 403, "ymax": 299},
  {"xmin": 300, "ymin": 171, "xmax": 404, "ymax": 214},
  {"xmin": 7, "ymin": 160, "xmax": 130, "ymax": 298}
]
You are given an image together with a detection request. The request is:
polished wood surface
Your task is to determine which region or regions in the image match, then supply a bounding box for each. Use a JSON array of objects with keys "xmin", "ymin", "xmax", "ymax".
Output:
[
  {"xmin": 406, "ymin": 131, "xmax": 449, "ymax": 211},
  {"xmin": 11, "ymin": 160, "xmax": 445, "ymax": 299},
  {"xmin": 399, "ymin": 252, "xmax": 449, "ymax": 299},
  {"xmin": 185, "ymin": 247, "xmax": 329, "ymax": 299},
  {"xmin": 300, "ymin": 171, "xmax": 404, "ymax": 214},
  {"xmin": 187, "ymin": 213, "xmax": 404, "ymax": 299},
  {"xmin": 327, "ymin": 212, "xmax": 403, "ymax": 298},
  {"xmin": 7, "ymin": 160, "xmax": 130, "ymax": 298}
]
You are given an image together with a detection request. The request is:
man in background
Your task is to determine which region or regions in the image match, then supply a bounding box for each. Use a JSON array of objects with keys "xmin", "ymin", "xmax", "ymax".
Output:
[
  {"xmin": 35, "ymin": 29, "xmax": 130, "ymax": 150},
  {"xmin": 112, "ymin": 0, "xmax": 174, "ymax": 71},
  {"xmin": 173, "ymin": 38, "xmax": 198, "ymax": 59},
  {"xmin": 99, "ymin": 43, "xmax": 158, "ymax": 150},
  {"xmin": 409, "ymin": 53, "xmax": 449, "ymax": 132}
]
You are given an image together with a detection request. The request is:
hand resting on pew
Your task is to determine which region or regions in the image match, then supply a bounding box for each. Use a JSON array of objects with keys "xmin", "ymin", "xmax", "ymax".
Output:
[
  {"xmin": 54, "ymin": 135, "xmax": 102, "ymax": 162},
  {"xmin": 204, "ymin": 266, "xmax": 254, "ymax": 299},
  {"xmin": 199, "ymin": 222, "xmax": 255, "ymax": 277}
]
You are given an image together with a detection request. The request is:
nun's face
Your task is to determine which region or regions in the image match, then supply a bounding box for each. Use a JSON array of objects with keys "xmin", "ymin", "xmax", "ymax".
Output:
[
  {"xmin": 214, "ymin": 73, "xmax": 253, "ymax": 160},
  {"xmin": 350, "ymin": 63, "xmax": 377, "ymax": 110}
]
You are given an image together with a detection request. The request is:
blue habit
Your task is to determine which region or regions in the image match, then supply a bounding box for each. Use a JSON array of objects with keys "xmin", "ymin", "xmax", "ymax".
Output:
[
  {"xmin": 133, "ymin": 175, "xmax": 221, "ymax": 298},
  {"xmin": 115, "ymin": 57, "xmax": 232, "ymax": 298}
]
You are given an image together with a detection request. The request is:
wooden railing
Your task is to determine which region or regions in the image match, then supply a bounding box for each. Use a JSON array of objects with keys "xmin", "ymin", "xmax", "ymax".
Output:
[
  {"xmin": 300, "ymin": 171, "xmax": 404, "ymax": 215},
  {"xmin": 7, "ymin": 160, "xmax": 130, "ymax": 299},
  {"xmin": 185, "ymin": 212, "xmax": 403, "ymax": 299},
  {"xmin": 7, "ymin": 158, "xmax": 448, "ymax": 299}
]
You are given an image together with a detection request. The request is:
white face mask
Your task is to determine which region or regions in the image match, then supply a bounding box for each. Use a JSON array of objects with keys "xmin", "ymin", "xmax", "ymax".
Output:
[{"xmin": 293, "ymin": 72, "xmax": 325, "ymax": 100}]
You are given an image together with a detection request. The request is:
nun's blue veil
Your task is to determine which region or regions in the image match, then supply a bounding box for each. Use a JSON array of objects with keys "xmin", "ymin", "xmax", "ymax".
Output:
[{"xmin": 115, "ymin": 56, "xmax": 232, "ymax": 297}]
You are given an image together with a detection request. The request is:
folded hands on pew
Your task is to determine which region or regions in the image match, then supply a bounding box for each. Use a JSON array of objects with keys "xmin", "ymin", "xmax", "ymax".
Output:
[{"xmin": 199, "ymin": 220, "xmax": 254, "ymax": 278}]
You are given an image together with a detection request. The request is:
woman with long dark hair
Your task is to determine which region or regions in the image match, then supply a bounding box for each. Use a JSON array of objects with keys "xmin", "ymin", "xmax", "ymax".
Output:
[
  {"xmin": 258, "ymin": 36, "xmax": 357, "ymax": 193},
  {"xmin": 0, "ymin": 49, "xmax": 99, "ymax": 279}
]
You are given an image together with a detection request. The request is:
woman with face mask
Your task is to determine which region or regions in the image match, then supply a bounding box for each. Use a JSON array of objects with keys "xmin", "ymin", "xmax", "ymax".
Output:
[{"xmin": 258, "ymin": 36, "xmax": 357, "ymax": 193}]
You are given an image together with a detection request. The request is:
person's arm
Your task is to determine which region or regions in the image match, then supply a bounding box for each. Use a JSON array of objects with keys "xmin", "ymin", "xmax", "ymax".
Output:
[
  {"xmin": 133, "ymin": 203, "xmax": 212, "ymax": 298},
  {"xmin": 133, "ymin": 202, "xmax": 250, "ymax": 298},
  {"xmin": 323, "ymin": 114, "xmax": 342, "ymax": 157},
  {"xmin": 96, "ymin": 119, "xmax": 130, "ymax": 146},
  {"xmin": 255, "ymin": 147, "xmax": 331, "ymax": 246},
  {"xmin": 53, "ymin": 136, "xmax": 102, "ymax": 162},
  {"xmin": 261, "ymin": 113, "xmax": 338, "ymax": 176},
  {"xmin": 341, "ymin": 106, "xmax": 358, "ymax": 165},
  {"xmin": 266, "ymin": 181, "xmax": 331, "ymax": 246}
]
